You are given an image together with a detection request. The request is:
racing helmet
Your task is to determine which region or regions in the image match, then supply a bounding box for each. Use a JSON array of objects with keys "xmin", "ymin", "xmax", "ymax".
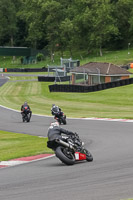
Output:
[{"xmin": 50, "ymin": 121, "xmax": 59, "ymax": 127}]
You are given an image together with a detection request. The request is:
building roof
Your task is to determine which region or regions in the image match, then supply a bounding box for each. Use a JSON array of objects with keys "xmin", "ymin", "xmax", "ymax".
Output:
[{"xmin": 70, "ymin": 62, "xmax": 132, "ymax": 76}]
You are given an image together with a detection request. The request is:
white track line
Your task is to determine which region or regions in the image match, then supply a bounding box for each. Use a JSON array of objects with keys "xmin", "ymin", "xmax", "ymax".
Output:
[{"xmin": 0, "ymin": 154, "xmax": 55, "ymax": 168}]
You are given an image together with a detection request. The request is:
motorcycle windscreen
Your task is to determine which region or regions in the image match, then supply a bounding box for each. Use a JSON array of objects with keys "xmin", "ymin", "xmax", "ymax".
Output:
[{"xmin": 75, "ymin": 152, "xmax": 86, "ymax": 160}]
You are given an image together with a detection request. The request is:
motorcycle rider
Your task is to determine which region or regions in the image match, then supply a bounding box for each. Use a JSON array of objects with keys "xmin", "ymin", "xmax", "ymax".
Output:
[
  {"xmin": 47, "ymin": 122, "xmax": 82, "ymax": 151},
  {"xmin": 51, "ymin": 104, "xmax": 63, "ymax": 118},
  {"xmin": 48, "ymin": 121, "xmax": 74, "ymax": 141},
  {"xmin": 21, "ymin": 101, "xmax": 32, "ymax": 118}
]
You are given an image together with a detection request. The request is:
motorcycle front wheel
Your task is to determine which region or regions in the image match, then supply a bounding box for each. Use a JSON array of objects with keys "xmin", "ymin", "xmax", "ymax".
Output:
[
  {"xmin": 86, "ymin": 152, "xmax": 93, "ymax": 162},
  {"xmin": 27, "ymin": 114, "xmax": 31, "ymax": 122},
  {"xmin": 55, "ymin": 146, "xmax": 75, "ymax": 165}
]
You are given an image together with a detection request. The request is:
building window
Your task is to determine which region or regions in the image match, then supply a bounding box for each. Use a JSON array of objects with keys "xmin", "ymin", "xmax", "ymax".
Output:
[{"xmin": 111, "ymin": 76, "xmax": 121, "ymax": 82}]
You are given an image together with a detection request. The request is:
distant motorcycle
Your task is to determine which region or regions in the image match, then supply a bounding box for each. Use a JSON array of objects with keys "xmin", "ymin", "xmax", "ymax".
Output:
[
  {"xmin": 47, "ymin": 133, "xmax": 93, "ymax": 165},
  {"xmin": 21, "ymin": 107, "xmax": 31, "ymax": 122},
  {"xmin": 54, "ymin": 112, "xmax": 67, "ymax": 125}
]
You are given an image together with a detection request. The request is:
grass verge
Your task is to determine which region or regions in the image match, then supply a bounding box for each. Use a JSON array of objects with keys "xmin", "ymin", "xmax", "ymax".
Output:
[
  {"xmin": 0, "ymin": 130, "xmax": 53, "ymax": 161},
  {"xmin": 0, "ymin": 79, "xmax": 133, "ymax": 119}
]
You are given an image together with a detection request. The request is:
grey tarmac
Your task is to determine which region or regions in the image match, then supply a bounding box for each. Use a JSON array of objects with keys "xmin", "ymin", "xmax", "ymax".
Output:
[{"xmin": 0, "ymin": 106, "xmax": 133, "ymax": 200}]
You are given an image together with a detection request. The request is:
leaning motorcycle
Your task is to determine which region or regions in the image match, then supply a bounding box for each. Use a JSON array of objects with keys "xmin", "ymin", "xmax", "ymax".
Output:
[
  {"xmin": 47, "ymin": 133, "xmax": 93, "ymax": 165},
  {"xmin": 21, "ymin": 107, "xmax": 31, "ymax": 122},
  {"xmin": 54, "ymin": 112, "xmax": 67, "ymax": 125}
]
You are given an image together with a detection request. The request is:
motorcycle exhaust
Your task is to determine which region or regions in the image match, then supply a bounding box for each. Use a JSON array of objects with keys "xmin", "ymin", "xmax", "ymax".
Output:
[{"xmin": 55, "ymin": 139, "xmax": 74, "ymax": 150}]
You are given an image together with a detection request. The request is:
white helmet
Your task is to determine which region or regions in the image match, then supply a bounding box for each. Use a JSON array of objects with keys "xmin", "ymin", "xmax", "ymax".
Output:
[{"xmin": 50, "ymin": 121, "xmax": 59, "ymax": 127}]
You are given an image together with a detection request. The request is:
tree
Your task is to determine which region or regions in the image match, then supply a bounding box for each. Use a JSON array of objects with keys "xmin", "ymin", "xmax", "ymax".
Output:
[
  {"xmin": 18, "ymin": 0, "xmax": 46, "ymax": 49},
  {"xmin": 59, "ymin": 18, "xmax": 75, "ymax": 57},
  {"xmin": 111, "ymin": 0, "xmax": 133, "ymax": 48},
  {"xmin": 89, "ymin": 0, "xmax": 119, "ymax": 56},
  {"xmin": 0, "ymin": 0, "xmax": 18, "ymax": 46},
  {"xmin": 40, "ymin": 0, "xmax": 65, "ymax": 60},
  {"xmin": 0, "ymin": 0, "xmax": 132, "ymax": 54},
  {"xmin": 70, "ymin": 0, "xmax": 94, "ymax": 51}
]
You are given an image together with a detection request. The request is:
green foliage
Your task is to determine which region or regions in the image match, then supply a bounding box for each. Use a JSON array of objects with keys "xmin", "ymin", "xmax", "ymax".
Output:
[
  {"xmin": 36, "ymin": 53, "xmax": 45, "ymax": 61},
  {"xmin": 89, "ymin": 1, "xmax": 118, "ymax": 55},
  {"xmin": 0, "ymin": 0, "xmax": 17, "ymax": 46},
  {"xmin": 1, "ymin": 0, "xmax": 133, "ymax": 55}
]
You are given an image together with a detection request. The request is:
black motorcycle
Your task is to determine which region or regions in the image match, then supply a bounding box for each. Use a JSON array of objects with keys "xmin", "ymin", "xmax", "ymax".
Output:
[
  {"xmin": 54, "ymin": 112, "xmax": 67, "ymax": 125},
  {"xmin": 22, "ymin": 107, "xmax": 31, "ymax": 122},
  {"xmin": 47, "ymin": 133, "xmax": 93, "ymax": 165}
]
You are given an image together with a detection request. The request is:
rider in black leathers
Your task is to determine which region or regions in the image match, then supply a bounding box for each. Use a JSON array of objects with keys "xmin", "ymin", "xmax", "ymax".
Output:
[
  {"xmin": 51, "ymin": 104, "xmax": 63, "ymax": 118},
  {"xmin": 21, "ymin": 101, "xmax": 32, "ymax": 118},
  {"xmin": 47, "ymin": 122, "xmax": 82, "ymax": 151},
  {"xmin": 48, "ymin": 122, "xmax": 74, "ymax": 141}
]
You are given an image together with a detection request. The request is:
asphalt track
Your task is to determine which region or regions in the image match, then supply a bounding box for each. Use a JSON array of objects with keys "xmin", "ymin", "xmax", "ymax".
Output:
[{"xmin": 0, "ymin": 106, "xmax": 133, "ymax": 200}]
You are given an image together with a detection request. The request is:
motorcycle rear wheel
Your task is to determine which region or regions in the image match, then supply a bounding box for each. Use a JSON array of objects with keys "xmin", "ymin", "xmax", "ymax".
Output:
[
  {"xmin": 55, "ymin": 146, "xmax": 75, "ymax": 165},
  {"xmin": 61, "ymin": 117, "xmax": 66, "ymax": 125}
]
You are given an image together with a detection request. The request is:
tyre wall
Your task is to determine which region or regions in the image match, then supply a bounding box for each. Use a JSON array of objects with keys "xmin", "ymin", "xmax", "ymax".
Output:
[
  {"xmin": 38, "ymin": 76, "xmax": 70, "ymax": 82},
  {"xmin": 4, "ymin": 67, "xmax": 47, "ymax": 72},
  {"xmin": 49, "ymin": 78, "xmax": 133, "ymax": 93}
]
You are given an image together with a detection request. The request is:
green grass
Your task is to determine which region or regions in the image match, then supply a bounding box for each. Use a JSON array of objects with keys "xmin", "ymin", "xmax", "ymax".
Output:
[
  {"xmin": 79, "ymin": 49, "xmax": 133, "ymax": 66},
  {"xmin": 0, "ymin": 78, "xmax": 133, "ymax": 119},
  {"xmin": 1, "ymin": 48, "xmax": 133, "ymax": 69},
  {"xmin": 0, "ymin": 130, "xmax": 53, "ymax": 161}
]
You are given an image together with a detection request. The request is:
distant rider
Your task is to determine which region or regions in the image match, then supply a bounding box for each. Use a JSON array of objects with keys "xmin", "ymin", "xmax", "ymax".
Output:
[
  {"xmin": 21, "ymin": 101, "xmax": 32, "ymax": 118},
  {"xmin": 51, "ymin": 104, "xmax": 63, "ymax": 118}
]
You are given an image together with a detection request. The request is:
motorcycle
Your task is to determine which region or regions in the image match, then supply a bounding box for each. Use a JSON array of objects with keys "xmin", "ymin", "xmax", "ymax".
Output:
[
  {"xmin": 21, "ymin": 107, "xmax": 31, "ymax": 122},
  {"xmin": 47, "ymin": 133, "xmax": 93, "ymax": 165},
  {"xmin": 54, "ymin": 112, "xmax": 67, "ymax": 125}
]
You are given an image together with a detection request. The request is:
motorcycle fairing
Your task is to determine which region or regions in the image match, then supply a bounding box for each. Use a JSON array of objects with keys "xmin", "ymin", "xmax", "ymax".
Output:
[{"xmin": 75, "ymin": 152, "xmax": 86, "ymax": 160}]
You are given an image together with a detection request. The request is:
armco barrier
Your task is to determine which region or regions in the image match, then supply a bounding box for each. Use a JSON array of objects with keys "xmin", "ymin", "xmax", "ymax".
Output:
[{"xmin": 49, "ymin": 78, "xmax": 133, "ymax": 93}]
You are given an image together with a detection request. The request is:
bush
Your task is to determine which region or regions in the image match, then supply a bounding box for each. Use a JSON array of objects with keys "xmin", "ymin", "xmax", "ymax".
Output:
[{"xmin": 36, "ymin": 53, "xmax": 45, "ymax": 61}]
